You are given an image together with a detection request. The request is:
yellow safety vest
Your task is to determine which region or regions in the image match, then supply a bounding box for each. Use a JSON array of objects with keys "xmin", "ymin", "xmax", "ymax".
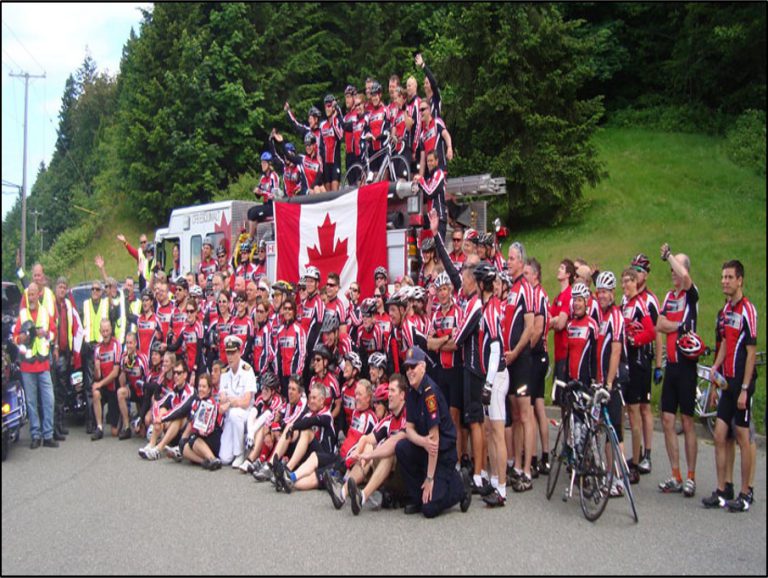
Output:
[
  {"xmin": 83, "ymin": 298, "xmax": 109, "ymax": 343},
  {"xmin": 128, "ymin": 298, "xmax": 141, "ymax": 334},
  {"xmin": 112, "ymin": 292, "xmax": 128, "ymax": 344},
  {"xmin": 19, "ymin": 306, "xmax": 52, "ymax": 361},
  {"xmin": 24, "ymin": 285, "xmax": 55, "ymax": 318}
]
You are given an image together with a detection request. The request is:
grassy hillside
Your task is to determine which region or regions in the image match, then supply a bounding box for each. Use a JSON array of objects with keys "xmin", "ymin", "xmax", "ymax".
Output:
[{"xmin": 519, "ymin": 128, "xmax": 766, "ymax": 431}]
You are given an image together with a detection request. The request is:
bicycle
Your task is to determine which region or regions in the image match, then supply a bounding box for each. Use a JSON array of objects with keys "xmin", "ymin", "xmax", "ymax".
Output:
[
  {"xmin": 546, "ymin": 380, "xmax": 612, "ymax": 522},
  {"xmin": 693, "ymin": 350, "xmax": 765, "ymax": 436},
  {"xmin": 341, "ymin": 138, "xmax": 411, "ymax": 187}
]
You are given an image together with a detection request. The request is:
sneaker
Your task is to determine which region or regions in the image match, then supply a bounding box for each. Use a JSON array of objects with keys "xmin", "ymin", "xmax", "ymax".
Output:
[
  {"xmin": 253, "ymin": 463, "xmax": 272, "ymax": 482},
  {"xmin": 530, "ymin": 458, "xmax": 540, "ymax": 480},
  {"xmin": 723, "ymin": 482, "xmax": 735, "ymax": 501},
  {"xmin": 281, "ymin": 466, "xmax": 294, "ymax": 494},
  {"xmin": 482, "ymin": 488, "xmax": 506, "ymax": 507},
  {"xmin": 702, "ymin": 490, "xmax": 727, "ymax": 509},
  {"xmin": 460, "ymin": 468, "xmax": 472, "ymax": 513},
  {"xmin": 231, "ymin": 454, "xmax": 245, "ymax": 469},
  {"xmin": 138, "ymin": 444, "xmax": 152, "ymax": 459},
  {"xmin": 726, "ymin": 493, "xmax": 750, "ymax": 513},
  {"xmin": 165, "ymin": 446, "xmax": 182, "ymax": 462},
  {"xmin": 131, "ymin": 416, "xmax": 142, "ymax": 433},
  {"xmin": 683, "ymin": 478, "xmax": 696, "ymax": 498},
  {"xmin": 658, "ymin": 477, "xmax": 683, "ymax": 494},
  {"xmin": 628, "ymin": 466, "xmax": 640, "ymax": 485},
  {"xmin": 512, "ymin": 473, "xmax": 533, "ymax": 493},
  {"xmin": 144, "ymin": 447, "xmax": 160, "ymax": 461},
  {"xmin": 538, "ymin": 457, "xmax": 551, "ymax": 476},
  {"xmin": 239, "ymin": 459, "xmax": 253, "ymax": 473},
  {"xmin": 365, "ymin": 491, "xmax": 383, "ymax": 511},
  {"xmin": 42, "ymin": 438, "xmax": 59, "ymax": 448},
  {"xmin": 246, "ymin": 459, "xmax": 262, "ymax": 474},
  {"xmin": 201, "ymin": 458, "xmax": 212, "ymax": 470},
  {"xmin": 208, "ymin": 458, "xmax": 222, "ymax": 471},
  {"xmin": 348, "ymin": 477, "xmax": 363, "ymax": 516},
  {"xmin": 638, "ymin": 456, "xmax": 652, "ymax": 475},
  {"xmin": 118, "ymin": 427, "xmax": 132, "ymax": 441},
  {"xmin": 745, "ymin": 487, "xmax": 754, "ymax": 505},
  {"xmin": 471, "ymin": 478, "xmax": 494, "ymax": 496},
  {"xmin": 324, "ymin": 471, "xmax": 346, "ymax": 510},
  {"xmin": 610, "ymin": 478, "xmax": 625, "ymax": 498},
  {"xmin": 91, "ymin": 428, "xmax": 104, "ymax": 441},
  {"xmin": 460, "ymin": 454, "xmax": 474, "ymax": 473}
]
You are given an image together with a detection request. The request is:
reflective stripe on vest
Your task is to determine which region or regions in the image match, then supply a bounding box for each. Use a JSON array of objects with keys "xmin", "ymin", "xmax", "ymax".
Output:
[
  {"xmin": 24, "ymin": 286, "xmax": 55, "ymax": 318},
  {"xmin": 113, "ymin": 293, "xmax": 127, "ymax": 344},
  {"xmin": 19, "ymin": 306, "xmax": 51, "ymax": 361}
]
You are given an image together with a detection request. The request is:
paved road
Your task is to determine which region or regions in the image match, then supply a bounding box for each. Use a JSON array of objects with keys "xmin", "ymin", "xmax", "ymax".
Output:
[{"xmin": 2, "ymin": 421, "xmax": 765, "ymax": 575}]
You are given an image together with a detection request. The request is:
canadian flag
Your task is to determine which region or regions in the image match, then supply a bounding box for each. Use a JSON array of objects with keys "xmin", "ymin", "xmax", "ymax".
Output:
[{"xmin": 274, "ymin": 182, "xmax": 389, "ymax": 299}]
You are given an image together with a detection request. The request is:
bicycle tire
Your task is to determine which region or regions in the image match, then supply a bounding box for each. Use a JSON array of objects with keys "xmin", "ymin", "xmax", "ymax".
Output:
[
  {"xmin": 579, "ymin": 425, "xmax": 612, "ymax": 522},
  {"xmin": 609, "ymin": 426, "xmax": 639, "ymax": 523},
  {"xmin": 546, "ymin": 420, "xmax": 566, "ymax": 500},
  {"xmin": 387, "ymin": 155, "xmax": 411, "ymax": 182},
  {"xmin": 342, "ymin": 164, "xmax": 366, "ymax": 188}
]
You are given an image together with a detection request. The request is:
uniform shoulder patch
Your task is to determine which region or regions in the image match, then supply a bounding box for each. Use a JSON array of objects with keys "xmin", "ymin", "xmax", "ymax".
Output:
[
  {"xmin": 425, "ymin": 394, "xmax": 437, "ymax": 414},
  {"xmin": 242, "ymin": 362, "xmax": 252, "ymax": 371}
]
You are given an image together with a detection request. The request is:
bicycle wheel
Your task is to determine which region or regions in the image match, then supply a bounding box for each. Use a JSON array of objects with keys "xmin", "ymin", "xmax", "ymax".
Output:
[
  {"xmin": 546, "ymin": 420, "xmax": 566, "ymax": 500},
  {"xmin": 579, "ymin": 425, "xmax": 612, "ymax": 522},
  {"xmin": 387, "ymin": 155, "xmax": 411, "ymax": 182},
  {"xmin": 342, "ymin": 163, "xmax": 366, "ymax": 188},
  {"xmin": 609, "ymin": 427, "xmax": 639, "ymax": 523},
  {"xmin": 699, "ymin": 381, "xmax": 720, "ymax": 436}
]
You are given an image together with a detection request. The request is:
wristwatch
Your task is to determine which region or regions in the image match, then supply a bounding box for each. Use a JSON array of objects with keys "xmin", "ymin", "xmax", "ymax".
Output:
[
  {"xmin": 741, "ymin": 384, "xmax": 749, "ymax": 391},
  {"xmin": 425, "ymin": 475, "xmax": 434, "ymax": 482}
]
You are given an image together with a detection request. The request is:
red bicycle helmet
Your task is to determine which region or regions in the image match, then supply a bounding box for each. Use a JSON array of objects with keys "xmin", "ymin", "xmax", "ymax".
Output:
[{"xmin": 677, "ymin": 331, "xmax": 706, "ymax": 359}]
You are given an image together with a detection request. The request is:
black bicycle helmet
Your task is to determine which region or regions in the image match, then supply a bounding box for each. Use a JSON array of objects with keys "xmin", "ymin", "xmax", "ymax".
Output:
[
  {"xmin": 320, "ymin": 313, "xmax": 340, "ymax": 333},
  {"xmin": 370, "ymin": 81, "xmax": 382, "ymax": 95},
  {"xmin": 260, "ymin": 371, "xmax": 279, "ymax": 391},
  {"xmin": 308, "ymin": 106, "xmax": 321, "ymax": 118},
  {"xmin": 324, "ymin": 94, "xmax": 335, "ymax": 104},
  {"xmin": 472, "ymin": 262, "xmax": 497, "ymax": 284},
  {"xmin": 313, "ymin": 344, "xmax": 332, "ymax": 360},
  {"xmin": 304, "ymin": 132, "xmax": 316, "ymax": 146}
]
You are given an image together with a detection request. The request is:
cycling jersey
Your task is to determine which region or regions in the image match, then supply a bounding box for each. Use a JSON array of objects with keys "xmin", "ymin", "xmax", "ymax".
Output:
[
  {"xmin": 721, "ymin": 296, "xmax": 758, "ymax": 381},
  {"xmin": 363, "ymin": 104, "xmax": 391, "ymax": 152},
  {"xmin": 419, "ymin": 116, "xmax": 448, "ymax": 170},
  {"xmin": 300, "ymin": 291, "xmax": 326, "ymax": 355},
  {"xmin": 405, "ymin": 95, "xmax": 422, "ymax": 161},
  {"xmin": 531, "ymin": 284, "xmax": 550, "ymax": 354},
  {"xmin": 374, "ymin": 312, "xmax": 392, "ymax": 339},
  {"xmin": 566, "ymin": 315, "xmax": 599, "ymax": 384},
  {"xmin": 232, "ymin": 263, "xmax": 259, "ymax": 287},
  {"xmin": 162, "ymin": 381, "xmax": 196, "ymax": 423},
  {"xmin": 340, "ymin": 407, "xmax": 377, "ymax": 465},
  {"xmin": 251, "ymin": 321, "xmax": 273, "ymax": 374},
  {"xmin": 402, "ymin": 313, "xmax": 428, "ymax": 353},
  {"xmin": 596, "ymin": 304, "xmax": 626, "ymax": 386},
  {"xmin": 198, "ymin": 259, "xmax": 218, "ymax": 278},
  {"xmin": 454, "ymin": 292, "xmax": 483, "ymax": 377},
  {"xmin": 356, "ymin": 322, "xmax": 385, "ymax": 359},
  {"xmin": 319, "ymin": 111, "xmax": 344, "ymax": 165},
  {"xmin": 324, "ymin": 297, "xmax": 347, "ymax": 326},
  {"xmin": 660, "ymin": 284, "xmax": 699, "ymax": 364},
  {"xmin": 622, "ymin": 294, "xmax": 656, "ymax": 366},
  {"xmin": 429, "ymin": 301, "xmax": 463, "ymax": 369},
  {"xmin": 388, "ymin": 103, "xmax": 407, "ymax": 155},
  {"xmin": 502, "ymin": 274, "xmax": 534, "ymax": 354},
  {"xmin": 95, "ymin": 338, "xmax": 122, "ymax": 392},
  {"xmin": 341, "ymin": 378, "xmax": 358, "ymax": 428},
  {"xmin": 286, "ymin": 108, "xmax": 322, "ymax": 152},
  {"xmin": 292, "ymin": 407, "xmax": 337, "ymax": 454},
  {"xmin": 136, "ymin": 312, "xmax": 161, "ymax": 358},
  {"xmin": 255, "ymin": 169, "xmax": 281, "ymax": 202},
  {"xmin": 550, "ymin": 286, "xmax": 573, "ymax": 362},
  {"xmin": 120, "ymin": 351, "xmax": 148, "ymax": 398},
  {"xmin": 373, "ymin": 406, "xmax": 407, "ymax": 445},
  {"xmin": 270, "ymin": 137, "xmax": 305, "ymax": 197},
  {"xmin": 168, "ymin": 319, "xmax": 204, "ymax": 374},
  {"xmin": 210, "ymin": 314, "xmax": 234, "ymax": 365},
  {"xmin": 342, "ymin": 109, "xmax": 357, "ymax": 159},
  {"xmin": 310, "ymin": 371, "xmax": 340, "ymax": 412},
  {"xmin": 155, "ymin": 301, "xmax": 178, "ymax": 342},
  {"xmin": 479, "ymin": 296, "xmax": 504, "ymax": 378},
  {"xmin": 274, "ymin": 321, "xmax": 307, "ymax": 385},
  {"xmin": 229, "ymin": 314, "xmax": 254, "ymax": 362},
  {"xmin": 278, "ymin": 395, "xmax": 308, "ymax": 430},
  {"xmin": 252, "ymin": 390, "xmax": 284, "ymax": 419},
  {"xmin": 283, "ymin": 148, "xmax": 323, "ymax": 191},
  {"xmin": 416, "ymin": 168, "xmax": 447, "ymax": 221}
]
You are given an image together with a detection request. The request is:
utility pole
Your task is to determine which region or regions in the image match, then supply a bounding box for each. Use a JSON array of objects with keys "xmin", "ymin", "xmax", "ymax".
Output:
[
  {"xmin": 9, "ymin": 70, "xmax": 46, "ymax": 270},
  {"xmin": 39, "ymin": 228, "xmax": 46, "ymax": 252}
]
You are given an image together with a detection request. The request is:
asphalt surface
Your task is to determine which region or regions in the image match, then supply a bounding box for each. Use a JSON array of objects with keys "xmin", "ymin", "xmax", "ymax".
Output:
[{"xmin": 2, "ymin": 420, "xmax": 766, "ymax": 576}]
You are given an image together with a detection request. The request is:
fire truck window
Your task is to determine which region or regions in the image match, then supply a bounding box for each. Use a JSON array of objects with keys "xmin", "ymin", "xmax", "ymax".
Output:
[{"xmin": 191, "ymin": 235, "xmax": 202, "ymax": 274}]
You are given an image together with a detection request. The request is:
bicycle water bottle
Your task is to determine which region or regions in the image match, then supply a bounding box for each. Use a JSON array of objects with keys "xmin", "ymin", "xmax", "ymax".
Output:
[{"xmin": 711, "ymin": 369, "xmax": 728, "ymax": 390}]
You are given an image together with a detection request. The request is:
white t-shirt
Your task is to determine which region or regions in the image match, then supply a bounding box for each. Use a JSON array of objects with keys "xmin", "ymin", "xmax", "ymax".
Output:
[{"xmin": 220, "ymin": 360, "xmax": 257, "ymax": 400}]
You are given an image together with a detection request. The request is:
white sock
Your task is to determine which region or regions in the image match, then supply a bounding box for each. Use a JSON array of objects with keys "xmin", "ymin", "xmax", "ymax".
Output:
[
  {"xmin": 498, "ymin": 485, "xmax": 507, "ymax": 499},
  {"xmin": 473, "ymin": 474, "xmax": 482, "ymax": 487},
  {"xmin": 480, "ymin": 469, "xmax": 490, "ymax": 481},
  {"xmin": 507, "ymin": 459, "xmax": 515, "ymax": 468}
]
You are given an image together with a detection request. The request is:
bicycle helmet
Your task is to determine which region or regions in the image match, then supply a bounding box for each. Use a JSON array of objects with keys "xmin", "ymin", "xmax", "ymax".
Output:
[
  {"xmin": 410, "ymin": 286, "xmax": 426, "ymax": 302},
  {"xmin": 189, "ymin": 286, "xmax": 204, "ymax": 299},
  {"xmin": 631, "ymin": 253, "xmax": 651, "ymax": 273},
  {"xmin": 421, "ymin": 237, "xmax": 436, "ymax": 253},
  {"xmin": 260, "ymin": 371, "xmax": 279, "ymax": 391},
  {"xmin": 498, "ymin": 271, "xmax": 511, "ymax": 288},
  {"xmin": 141, "ymin": 288, "xmax": 154, "ymax": 301},
  {"xmin": 304, "ymin": 132, "xmax": 316, "ymax": 146},
  {"xmin": 144, "ymin": 242, "xmax": 155, "ymax": 254},
  {"xmin": 373, "ymin": 383, "xmax": 389, "ymax": 403},
  {"xmin": 150, "ymin": 341, "xmax": 164, "ymax": 354},
  {"xmin": 308, "ymin": 106, "xmax": 321, "ymax": 118},
  {"xmin": 595, "ymin": 271, "xmax": 616, "ymax": 290},
  {"xmin": 272, "ymin": 280, "xmax": 294, "ymax": 294},
  {"xmin": 345, "ymin": 351, "xmax": 362, "ymax": 372},
  {"xmin": 360, "ymin": 298, "xmax": 377, "ymax": 316},
  {"xmin": 434, "ymin": 271, "xmax": 452, "ymax": 288},
  {"xmin": 374, "ymin": 266, "xmax": 388, "ymax": 281},
  {"xmin": 321, "ymin": 313, "xmax": 340, "ymax": 333},
  {"xmin": 464, "ymin": 229, "xmax": 479, "ymax": 243},
  {"xmin": 368, "ymin": 352, "xmax": 387, "ymax": 370},
  {"xmin": 260, "ymin": 151, "xmax": 272, "ymax": 163},
  {"xmin": 677, "ymin": 331, "xmax": 706, "ymax": 360},
  {"xmin": 303, "ymin": 266, "xmax": 321, "ymax": 281},
  {"xmin": 370, "ymin": 81, "xmax": 382, "ymax": 95},
  {"xmin": 285, "ymin": 142, "xmax": 296, "ymax": 154},
  {"xmin": 386, "ymin": 290, "xmax": 407, "ymax": 308},
  {"xmin": 472, "ymin": 262, "xmax": 497, "ymax": 285},
  {"xmin": 344, "ymin": 85, "xmax": 357, "ymax": 96},
  {"xmin": 313, "ymin": 343, "xmax": 332, "ymax": 360},
  {"xmin": 480, "ymin": 232, "xmax": 495, "ymax": 247},
  {"xmin": 625, "ymin": 320, "xmax": 644, "ymax": 340},
  {"xmin": 571, "ymin": 283, "xmax": 591, "ymax": 301},
  {"xmin": 216, "ymin": 245, "xmax": 227, "ymax": 258},
  {"xmin": 240, "ymin": 240, "xmax": 252, "ymax": 255},
  {"xmin": 324, "ymin": 94, "xmax": 336, "ymax": 104}
]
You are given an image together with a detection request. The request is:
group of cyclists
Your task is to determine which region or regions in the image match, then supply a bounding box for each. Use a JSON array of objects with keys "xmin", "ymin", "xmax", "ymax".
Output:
[{"xmin": 11, "ymin": 53, "xmax": 759, "ymax": 518}]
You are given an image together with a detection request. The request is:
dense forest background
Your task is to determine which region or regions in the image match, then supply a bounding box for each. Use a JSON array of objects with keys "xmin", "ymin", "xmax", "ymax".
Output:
[{"xmin": 2, "ymin": 2, "xmax": 765, "ymax": 280}]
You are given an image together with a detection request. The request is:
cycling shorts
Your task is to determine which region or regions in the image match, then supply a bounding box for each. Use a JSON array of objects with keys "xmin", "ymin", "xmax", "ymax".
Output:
[
  {"xmin": 463, "ymin": 370, "xmax": 485, "ymax": 425},
  {"xmin": 625, "ymin": 362, "xmax": 652, "ymax": 405},
  {"xmin": 607, "ymin": 387, "xmax": 624, "ymax": 444},
  {"xmin": 488, "ymin": 370, "xmax": 509, "ymax": 422},
  {"xmin": 660, "ymin": 362, "xmax": 697, "ymax": 417},
  {"xmin": 507, "ymin": 352, "xmax": 532, "ymax": 398},
  {"xmin": 322, "ymin": 159, "xmax": 341, "ymax": 185},
  {"xmin": 96, "ymin": 388, "xmax": 119, "ymax": 428},
  {"xmin": 189, "ymin": 428, "xmax": 221, "ymax": 457},
  {"xmin": 530, "ymin": 351, "xmax": 549, "ymax": 400},
  {"xmin": 717, "ymin": 377, "xmax": 755, "ymax": 429}
]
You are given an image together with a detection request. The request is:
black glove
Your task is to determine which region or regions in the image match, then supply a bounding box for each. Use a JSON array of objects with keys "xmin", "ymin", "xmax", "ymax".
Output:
[{"xmin": 481, "ymin": 385, "xmax": 492, "ymax": 406}]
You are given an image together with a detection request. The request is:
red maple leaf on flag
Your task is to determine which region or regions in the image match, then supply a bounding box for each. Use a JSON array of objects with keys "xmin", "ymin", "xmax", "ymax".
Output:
[
  {"xmin": 306, "ymin": 213, "xmax": 349, "ymax": 285},
  {"xmin": 214, "ymin": 212, "xmax": 231, "ymax": 256}
]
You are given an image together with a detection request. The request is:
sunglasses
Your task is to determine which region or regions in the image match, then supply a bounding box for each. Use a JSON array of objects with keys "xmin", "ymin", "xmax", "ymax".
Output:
[
  {"xmin": 313, "ymin": 357, "xmax": 323, "ymax": 362},
  {"xmin": 453, "ymin": 238, "xmax": 463, "ymax": 242},
  {"xmin": 326, "ymin": 283, "xmax": 337, "ymax": 288},
  {"xmin": 173, "ymin": 369, "xmax": 185, "ymax": 375},
  {"xmin": 256, "ymin": 309, "xmax": 267, "ymax": 314},
  {"xmin": 92, "ymin": 287, "xmax": 102, "ymax": 291},
  {"xmin": 350, "ymin": 287, "xmax": 359, "ymax": 292},
  {"xmin": 186, "ymin": 309, "xmax": 196, "ymax": 314},
  {"xmin": 419, "ymin": 108, "xmax": 428, "ymax": 112}
]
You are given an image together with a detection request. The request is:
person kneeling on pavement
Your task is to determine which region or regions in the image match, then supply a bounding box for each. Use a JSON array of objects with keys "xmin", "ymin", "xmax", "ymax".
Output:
[{"xmin": 395, "ymin": 347, "xmax": 471, "ymax": 518}]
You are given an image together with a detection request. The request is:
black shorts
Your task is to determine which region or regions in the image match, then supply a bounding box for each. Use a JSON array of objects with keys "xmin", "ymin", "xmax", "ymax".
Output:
[
  {"xmin": 323, "ymin": 160, "xmax": 341, "ymax": 185},
  {"xmin": 463, "ymin": 370, "xmax": 484, "ymax": 425},
  {"xmin": 660, "ymin": 362, "xmax": 697, "ymax": 417},
  {"xmin": 507, "ymin": 351, "xmax": 532, "ymax": 398},
  {"xmin": 435, "ymin": 366, "xmax": 463, "ymax": 412},
  {"xmin": 625, "ymin": 361, "xmax": 652, "ymax": 405},
  {"xmin": 247, "ymin": 201, "xmax": 273, "ymax": 222},
  {"xmin": 717, "ymin": 377, "xmax": 755, "ymax": 429},
  {"xmin": 530, "ymin": 351, "xmax": 549, "ymax": 400},
  {"xmin": 189, "ymin": 428, "xmax": 222, "ymax": 457},
  {"xmin": 554, "ymin": 358, "xmax": 567, "ymax": 382},
  {"xmin": 607, "ymin": 387, "xmax": 624, "ymax": 444},
  {"xmin": 345, "ymin": 153, "xmax": 358, "ymax": 173},
  {"xmin": 97, "ymin": 388, "xmax": 119, "ymax": 427}
]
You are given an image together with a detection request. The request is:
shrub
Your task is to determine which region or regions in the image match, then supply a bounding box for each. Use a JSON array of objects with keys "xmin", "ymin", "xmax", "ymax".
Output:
[
  {"xmin": 725, "ymin": 109, "xmax": 766, "ymax": 175},
  {"xmin": 608, "ymin": 103, "xmax": 731, "ymax": 135}
]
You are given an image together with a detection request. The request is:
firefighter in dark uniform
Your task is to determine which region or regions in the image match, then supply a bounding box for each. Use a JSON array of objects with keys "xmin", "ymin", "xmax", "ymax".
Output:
[{"xmin": 395, "ymin": 346, "xmax": 472, "ymax": 517}]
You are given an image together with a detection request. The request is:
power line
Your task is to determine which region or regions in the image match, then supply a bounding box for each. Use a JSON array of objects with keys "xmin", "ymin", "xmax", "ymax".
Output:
[
  {"xmin": 2, "ymin": 46, "xmax": 23, "ymax": 71},
  {"xmin": 2, "ymin": 20, "xmax": 46, "ymax": 75}
]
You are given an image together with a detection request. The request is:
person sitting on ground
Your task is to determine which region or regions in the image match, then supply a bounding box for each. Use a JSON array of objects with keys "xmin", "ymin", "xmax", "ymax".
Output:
[
  {"xmin": 218, "ymin": 335, "xmax": 258, "ymax": 468},
  {"xmin": 240, "ymin": 371, "xmax": 285, "ymax": 473},
  {"xmin": 90, "ymin": 319, "xmax": 122, "ymax": 441},
  {"xmin": 179, "ymin": 372, "xmax": 225, "ymax": 470}
]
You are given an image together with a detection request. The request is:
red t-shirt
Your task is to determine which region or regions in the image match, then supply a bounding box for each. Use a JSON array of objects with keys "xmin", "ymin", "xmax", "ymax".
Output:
[{"xmin": 550, "ymin": 285, "xmax": 573, "ymax": 362}]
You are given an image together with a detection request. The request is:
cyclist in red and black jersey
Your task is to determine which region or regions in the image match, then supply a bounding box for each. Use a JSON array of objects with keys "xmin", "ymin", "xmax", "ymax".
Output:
[
  {"xmin": 230, "ymin": 292, "xmax": 254, "ymax": 365},
  {"xmin": 273, "ymin": 130, "xmax": 323, "ymax": 193},
  {"xmin": 356, "ymin": 299, "xmax": 385, "ymax": 370},
  {"xmin": 404, "ymin": 76, "xmax": 422, "ymax": 168},
  {"xmin": 415, "ymin": 150, "xmax": 447, "ymax": 240},
  {"xmin": 168, "ymin": 300, "xmax": 205, "ymax": 375},
  {"xmin": 704, "ymin": 259, "xmax": 758, "ymax": 512},
  {"xmin": 116, "ymin": 332, "xmax": 147, "ymax": 441},
  {"xmin": 362, "ymin": 81, "xmax": 391, "ymax": 174},
  {"xmin": 154, "ymin": 282, "xmax": 177, "ymax": 345},
  {"xmin": 340, "ymin": 352, "xmax": 362, "ymax": 431},
  {"xmin": 550, "ymin": 259, "xmax": 576, "ymax": 384},
  {"xmin": 299, "ymin": 266, "xmax": 326, "ymax": 382},
  {"xmin": 247, "ymin": 152, "xmax": 282, "ymax": 230},
  {"xmin": 342, "ymin": 85, "xmax": 359, "ymax": 170},
  {"xmin": 131, "ymin": 289, "xmax": 162, "ymax": 358},
  {"xmin": 656, "ymin": 246, "xmax": 700, "ymax": 497},
  {"xmin": 208, "ymin": 289, "xmax": 234, "ymax": 367},
  {"xmin": 320, "ymin": 94, "xmax": 344, "ymax": 191},
  {"xmin": 621, "ymin": 268, "xmax": 657, "ymax": 482},
  {"xmin": 389, "ymin": 87, "xmax": 408, "ymax": 156},
  {"xmin": 415, "ymin": 53, "xmax": 443, "ymax": 120},
  {"xmin": 566, "ymin": 284, "xmax": 599, "ymax": 386},
  {"xmin": 418, "ymin": 102, "xmax": 453, "ymax": 178},
  {"xmin": 284, "ymin": 101, "xmax": 321, "ymax": 150},
  {"xmin": 197, "ymin": 240, "xmax": 218, "ymax": 279},
  {"xmin": 273, "ymin": 298, "xmax": 307, "ymax": 397}
]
